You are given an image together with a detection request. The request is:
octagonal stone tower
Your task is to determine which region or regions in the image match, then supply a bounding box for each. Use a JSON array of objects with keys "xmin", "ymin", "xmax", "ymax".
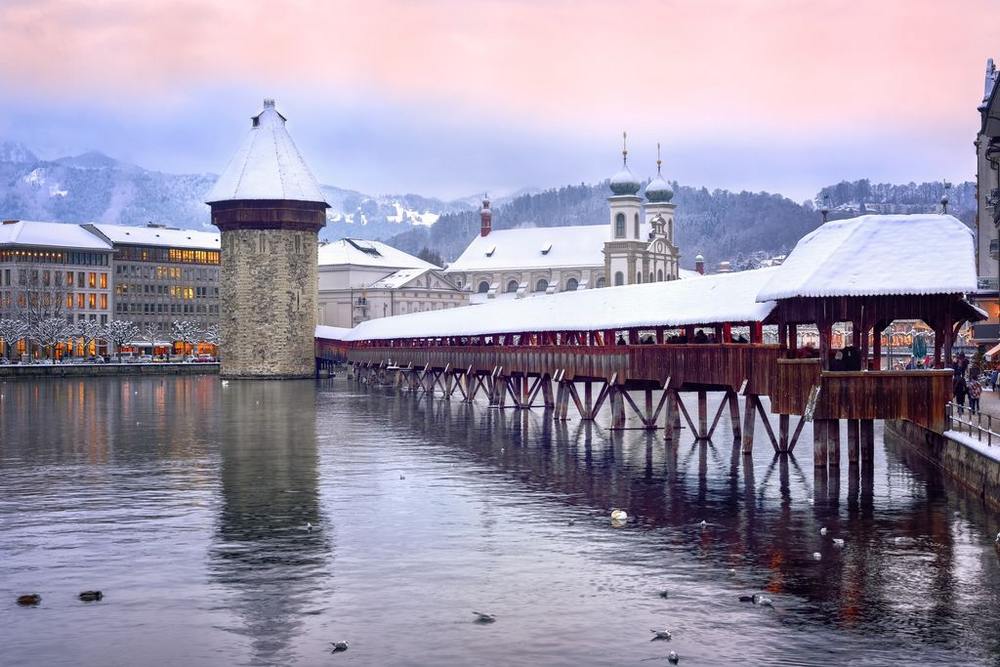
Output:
[{"xmin": 206, "ymin": 99, "xmax": 329, "ymax": 379}]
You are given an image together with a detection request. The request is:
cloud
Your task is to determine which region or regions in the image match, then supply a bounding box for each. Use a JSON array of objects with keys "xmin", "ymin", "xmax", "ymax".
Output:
[{"xmin": 0, "ymin": 0, "xmax": 994, "ymax": 198}]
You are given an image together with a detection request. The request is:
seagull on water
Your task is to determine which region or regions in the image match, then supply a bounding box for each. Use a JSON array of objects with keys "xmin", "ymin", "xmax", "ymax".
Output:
[
  {"xmin": 699, "ymin": 520, "xmax": 708, "ymax": 528},
  {"xmin": 611, "ymin": 509, "xmax": 628, "ymax": 522},
  {"xmin": 753, "ymin": 594, "xmax": 774, "ymax": 607},
  {"xmin": 473, "ymin": 611, "xmax": 496, "ymax": 624},
  {"xmin": 820, "ymin": 527, "xmax": 828, "ymax": 536},
  {"xmin": 832, "ymin": 538, "xmax": 845, "ymax": 548},
  {"xmin": 812, "ymin": 551, "xmax": 822, "ymax": 561},
  {"xmin": 668, "ymin": 650, "xmax": 680, "ymax": 664},
  {"xmin": 650, "ymin": 629, "xmax": 672, "ymax": 641},
  {"xmin": 329, "ymin": 641, "xmax": 349, "ymax": 653}
]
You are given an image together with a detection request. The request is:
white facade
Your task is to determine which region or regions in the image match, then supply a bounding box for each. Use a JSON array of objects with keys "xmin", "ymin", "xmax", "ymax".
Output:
[
  {"xmin": 445, "ymin": 145, "xmax": 681, "ymax": 296},
  {"xmin": 317, "ymin": 238, "xmax": 467, "ymax": 327}
]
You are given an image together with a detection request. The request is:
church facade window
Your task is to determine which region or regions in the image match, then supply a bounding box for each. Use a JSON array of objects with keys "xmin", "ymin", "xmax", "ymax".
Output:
[
  {"xmin": 614, "ymin": 271, "xmax": 624, "ymax": 286},
  {"xmin": 477, "ymin": 281, "xmax": 490, "ymax": 294},
  {"xmin": 615, "ymin": 213, "xmax": 626, "ymax": 239},
  {"xmin": 657, "ymin": 269, "xmax": 663, "ymax": 281},
  {"xmin": 506, "ymin": 279, "xmax": 519, "ymax": 293},
  {"xmin": 535, "ymin": 278, "xmax": 548, "ymax": 292},
  {"xmin": 633, "ymin": 213, "xmax": 639, "ymax": 239},
  {"xmin": 565, "ymin": 278, "xmax": 578, "ymax": 291},
  {"xmin": 596, "ymin": 276, "xmax": 606, "ymax": 288}
]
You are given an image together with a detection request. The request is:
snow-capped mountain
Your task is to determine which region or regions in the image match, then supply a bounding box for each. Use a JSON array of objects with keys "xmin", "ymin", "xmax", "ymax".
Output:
[{"xmin": 0, "ymin": 140, "xmax": 474, "ymax": 239}]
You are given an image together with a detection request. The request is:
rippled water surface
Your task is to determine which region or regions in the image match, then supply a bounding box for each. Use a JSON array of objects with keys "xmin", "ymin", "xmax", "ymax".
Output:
[{"xmin": 2, "ymin": 376, "xmax": 1000, "ymax": 666}]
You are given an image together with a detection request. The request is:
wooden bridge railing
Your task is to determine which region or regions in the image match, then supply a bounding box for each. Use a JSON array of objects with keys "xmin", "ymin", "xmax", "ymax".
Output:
[
  {"xmin": 815, "ymin": 369, "xmax": 952, "ymax": 433},
  {"xmin": 341, "ymin": 343, "xmax": 783, "ymax": 389}
]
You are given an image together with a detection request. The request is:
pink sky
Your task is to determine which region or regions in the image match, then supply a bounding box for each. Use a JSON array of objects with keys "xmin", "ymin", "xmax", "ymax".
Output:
[{"xmin": 1, "ymin": 0, "xmax": 997, "ymax": 198}]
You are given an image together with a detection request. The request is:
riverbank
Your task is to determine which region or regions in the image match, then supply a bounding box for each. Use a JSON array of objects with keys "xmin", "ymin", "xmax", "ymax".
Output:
[
  {"xmin": 885, "ymin": 419, "xmax": 1000, "ymax": 509},
  {"xmin": 0, "ymin": 362, "xmax": 219, "ymax": 379}
]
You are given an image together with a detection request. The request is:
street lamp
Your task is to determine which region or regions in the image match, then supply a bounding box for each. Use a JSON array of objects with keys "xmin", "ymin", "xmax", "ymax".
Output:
[{"xmin": 820, "ymin": 194, "xmax": 830, "ymax": 224}]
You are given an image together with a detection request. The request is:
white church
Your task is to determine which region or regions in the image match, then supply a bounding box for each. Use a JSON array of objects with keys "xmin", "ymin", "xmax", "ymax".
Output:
[{"xmin": 443, "ymin": 139, "xmax": 684, "ymax": 299}]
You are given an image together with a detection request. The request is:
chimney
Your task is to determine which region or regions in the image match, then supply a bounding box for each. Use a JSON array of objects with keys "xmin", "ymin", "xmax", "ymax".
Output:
[
  {"xmin": 480, "ymin": 195, "xmax": 492, "ymax": 237},
  {"xmin": 695, "ymin": 253, "xmax": 705, "ymax": 275}
]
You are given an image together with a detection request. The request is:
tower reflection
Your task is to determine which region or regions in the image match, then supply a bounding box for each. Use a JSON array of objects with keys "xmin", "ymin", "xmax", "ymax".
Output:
[{"xmin": 210, "ymin": 381, "xmax": 330, "ymax": 663}]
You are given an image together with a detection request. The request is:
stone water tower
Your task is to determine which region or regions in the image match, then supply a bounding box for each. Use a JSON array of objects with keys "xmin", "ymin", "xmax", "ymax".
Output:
[{"xmin": 206, "ymin": 99, "xmax": 329, "ymax": 379}]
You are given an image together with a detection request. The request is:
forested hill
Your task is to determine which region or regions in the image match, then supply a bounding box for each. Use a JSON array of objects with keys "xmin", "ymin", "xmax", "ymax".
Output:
[{"xmin": 387, "ymin": 179, "xmax": 976, "ymax": 270}]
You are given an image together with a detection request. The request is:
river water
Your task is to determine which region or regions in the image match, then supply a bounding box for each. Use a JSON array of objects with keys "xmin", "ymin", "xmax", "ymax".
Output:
[{"xmin": 2, "ymin": 375, "xmax": 999, "ymax": 666}]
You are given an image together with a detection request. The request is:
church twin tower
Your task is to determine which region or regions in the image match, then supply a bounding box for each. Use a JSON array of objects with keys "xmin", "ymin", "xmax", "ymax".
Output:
[{"xmin": 604, "ymin": 135, "xmax": 681, "ymax": 287}]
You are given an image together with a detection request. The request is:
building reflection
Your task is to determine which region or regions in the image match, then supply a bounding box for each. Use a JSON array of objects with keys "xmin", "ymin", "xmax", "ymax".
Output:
[
  {"xmin": 209, "ymin": 381, "xmax": 330, "ymax": 664},
  {"xmin": 354, "ymin": 387, "xmax": 999, "ymax": 651}
]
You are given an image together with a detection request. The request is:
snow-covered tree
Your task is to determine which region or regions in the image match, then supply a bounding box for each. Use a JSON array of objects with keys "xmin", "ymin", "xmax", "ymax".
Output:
[
  {"xmin": 0, "ymin": 318, "xmax": 29, "ymax": 361},
  {"xmin": 31, "ymin": 317, "xmax": 73, "ymax": 360},
  {"xmin": 140, "ymin": 323, "xmax": 163, "ymax": 353},
  {"xmin": 103, "ymin": 319, "xmax": 139, "ymax": 362},
  {"xmin": 74, "ymin": 319, "xmax": 105, "ymax": 359},
  {"xmin": 171, "ymin": 320, "xmax": 201, "ymax": 359},
  {"xmin": 200, "ymin": 324, "xmax": 222, "ymax": 345}
]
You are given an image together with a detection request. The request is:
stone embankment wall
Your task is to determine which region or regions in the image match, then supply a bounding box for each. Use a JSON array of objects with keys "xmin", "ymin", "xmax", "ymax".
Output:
[
  {"xmin": 885, "ymin": 420, "xmax": 1000, "ymax": 509},
  {"xmin": 0, "ymin": 363, "xmax": 220, "ymax": 379}
]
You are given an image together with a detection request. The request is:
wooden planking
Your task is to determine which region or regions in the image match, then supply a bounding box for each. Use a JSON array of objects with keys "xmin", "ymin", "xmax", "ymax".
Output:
[
  {"xmin": 815, "ymin": 370, "xmax": 952, "ymax": 433},
  {"xmin": 772, "ymin": 358, "xmax": 822, "ymax": 415}
]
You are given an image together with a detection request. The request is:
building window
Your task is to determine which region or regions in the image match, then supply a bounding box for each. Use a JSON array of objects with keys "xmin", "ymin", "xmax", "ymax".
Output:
[
  {"xmin": 636, "ymin": 272, "xmax": 642, "ymax": 284},
  {"xmin": 506, "ymin": 279, "xmax": 519, "ymax": 293},
  {"xmin": 100, "ymin": 273, "xmax": 108, "ymax": 289},
  {"xmin": 614, "ymin": 271, "xmax": 624, "ymax": 286},
  {"xmin": 634, "ymin": 213, "xmax": 640, "ymax": 239},
  {"xmin": 596, "ymin": 277, "xmax": 606, "ymax": 288},
  {"xmin": 477, "ymin": 281, "xmax": 490, "ymax": 294},
  {"xmin": 535, "ymin": 278, "xmax": 548, "ymax": 293},
  {"xmin": 657, "ymin": 269, "xmax": 663, "ymax": 281},
  {"xmin": 565, "ymin": 278, "xmax": 579, "ymax": 291},
  {"xmin": 615, "ymin": 213, "xmax": 625, "ymax": 239},
  {"xmin": 649, "ymin": 272, "xmax": 654, "ymax": 283}
]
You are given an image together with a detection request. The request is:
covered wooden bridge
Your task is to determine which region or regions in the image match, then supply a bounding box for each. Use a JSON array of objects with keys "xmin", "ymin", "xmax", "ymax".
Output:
[{"xmin": 316, "ymin": 214, "xmax": 981, "ymax": 468}]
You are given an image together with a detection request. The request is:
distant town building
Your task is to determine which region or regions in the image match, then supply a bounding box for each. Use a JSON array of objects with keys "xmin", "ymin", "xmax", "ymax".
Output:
[
  {"xmin": 444, "ymin": 140, "xmax": 681, "ymax": 299},
  {"xmin": 0, "ymin": 219, "xmax": 114, "ymax": 356},
  {"xmin": 973, "ymin": 57, "xmax": 1000, "ymax": 345},
  {"xmin": 84, "ymin": 223, "xmax": 220, "ymax": 335},
  {"xmin": 207, "ymin": 98, "xmax": 328, "ymax": 379},
  {"xmin": 317, "ymin": 238, "xmax": 467, "ymax": 327}
]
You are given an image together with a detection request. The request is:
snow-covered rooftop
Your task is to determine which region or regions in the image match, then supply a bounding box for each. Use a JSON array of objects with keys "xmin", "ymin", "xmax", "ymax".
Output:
[
  {"xmin": 0, "ymin": 220, "xmax": 112, "ymax": 251},
  {"xmin": 757, "ymin": 214, "xmax": 976, "ymax": 301},
  {"xmin": 89, "ymin": 223, "xmax": 220, "ymax": 250},
  {"xmin": 318, "ymin": 238, "xmax": 438, "ymax": 270},
  {"xmin": 368, "ymin": 267, "xmax": 432, "ymax": 289},
  {"xmin": 445, "ymin": 224, "xmax": 640, "ymax": 273},
  {"xmin": 319, "ymin": 268, "xmax": 778, "ymax": 341},
  {"xmin": 205, "ymin": 99, "xmax": 328, "ymax": 205},
  {"xmin": 316, "ymin": 324, "xmax": 354, "ymax": 341}
]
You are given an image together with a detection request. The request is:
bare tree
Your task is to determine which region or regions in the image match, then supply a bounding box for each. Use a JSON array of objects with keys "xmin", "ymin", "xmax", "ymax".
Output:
[
  {"xmin": 0, "ymin": 318, "xmax": 29, "ymax": 362},
  {"xmin": 103, "ymin": 320, "xmax": 139, "ymax": 362},
  {"xmin": 200, "ymin": 323, "xmax": 222, "ymax": 359},
  {"xmin": 31, "ymin": 317, "xmax": 73, "ymax": 361},
  {"xmin": 171, "ymin": 320, "xmax": 201, "ymax": 360},
  {"xmin": 74, "ymin": 319, "xmax": 105, "ymax": 359}
]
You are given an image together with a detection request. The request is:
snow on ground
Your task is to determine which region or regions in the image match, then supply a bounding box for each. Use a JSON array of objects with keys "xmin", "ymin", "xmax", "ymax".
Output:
[{"xmin": 944, "ymin": 430, "xmax": 1000, "ymax": 464}]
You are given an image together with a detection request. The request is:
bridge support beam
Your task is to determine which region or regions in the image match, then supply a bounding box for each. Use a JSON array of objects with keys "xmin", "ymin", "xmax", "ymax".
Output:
[
  {"xmin": 828, "ymin": 420, "xmax": 841, "ymax": 467},
  {"xmin": 846, "ymin": 419, "xmax": 860, "ymax": 464}
]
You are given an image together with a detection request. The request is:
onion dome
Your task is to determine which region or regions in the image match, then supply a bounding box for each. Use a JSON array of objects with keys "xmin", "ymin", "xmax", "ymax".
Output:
[
  {"xmin": 609, "ymin": 131, "xmax": 641, "ymax": 196},
  {"xmin": 695, "ymin": 254, "xmax": 705, "ymax": 262},
  {"xmin": 645, "ymin": 144, "xmax": 673, "ymax": 202}
]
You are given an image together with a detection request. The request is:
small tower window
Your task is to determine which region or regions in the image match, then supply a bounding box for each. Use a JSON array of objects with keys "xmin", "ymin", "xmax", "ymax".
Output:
[
  {"xmin": 565, "ymin": 278, "xmax": 579, "ymax": 291},
  {"xmin": 634, "ymin": 213, "xmax": 640, "ymax": 239},
  {"xmin": 614, "ymin": 271, "xmax": 624, "ymax": 286},
  {"xmin": 615, "ymin": 213, "xmax": 625, "ymax": 239},
  {"xmin": 649, "ymin": 272, "xmax": 654, "ymax": 283},
  {"xmin": 596, "ymin": 276, "xmax": 607, "ymax": 288},
  {"xmin": 507, "ymin": 279, "xmax": 519, "ymax": 293},
  {"xmin": 535, "ymin": 278, "xmax": 548, "ymax": 293},
  {"xmin": 658, "ymin": 269, "xmax": 663, "ymax": 281},
  {"xmin": 477, "ymin": 281, "xmax": 490, "ymax": 293},
  {"xmin": 636, "ymin": 272, "xmax": 642, "ymax": 284}
]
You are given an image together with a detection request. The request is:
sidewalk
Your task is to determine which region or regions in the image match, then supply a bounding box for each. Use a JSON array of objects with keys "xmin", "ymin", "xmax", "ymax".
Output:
[{"xmin": 966, "ymin": 386, "xmax": 1000, "ymax": 421}]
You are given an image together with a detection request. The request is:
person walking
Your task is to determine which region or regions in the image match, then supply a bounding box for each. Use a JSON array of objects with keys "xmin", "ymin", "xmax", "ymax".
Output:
[
  {"xmin": 968, "ymin": 377, "xmax": 982, "ymax": 413},
  {"xmin": 954, "ymin": 373, "xmax": 968, "ymax": 414}
]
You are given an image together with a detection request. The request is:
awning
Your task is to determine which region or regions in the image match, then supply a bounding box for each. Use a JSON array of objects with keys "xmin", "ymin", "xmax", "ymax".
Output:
[{"xmin": 985, "ymin": 342, "xmax": 1000, "ymax": 360}]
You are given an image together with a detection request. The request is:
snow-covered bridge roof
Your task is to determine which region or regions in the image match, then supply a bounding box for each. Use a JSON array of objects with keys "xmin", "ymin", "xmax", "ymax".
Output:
[
  {"xmin": 757, "ymin": 214, "xmax": 976, "ymax": 301},
  {"xmin": 317, "ymin": 268, "xmax": 778, "ymax": 341}
]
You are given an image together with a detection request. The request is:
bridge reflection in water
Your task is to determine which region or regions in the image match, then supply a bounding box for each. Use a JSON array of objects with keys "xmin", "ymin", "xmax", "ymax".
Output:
[{"xmin": 343, "ymin": 379, "xmax": 1000, "ymax": 661}]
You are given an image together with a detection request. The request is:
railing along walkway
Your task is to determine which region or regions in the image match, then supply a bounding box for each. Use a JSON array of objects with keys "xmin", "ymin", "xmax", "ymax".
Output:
[{"xmin": 946, "ymin": 401, "xmax": 999, "ymax": 447}]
